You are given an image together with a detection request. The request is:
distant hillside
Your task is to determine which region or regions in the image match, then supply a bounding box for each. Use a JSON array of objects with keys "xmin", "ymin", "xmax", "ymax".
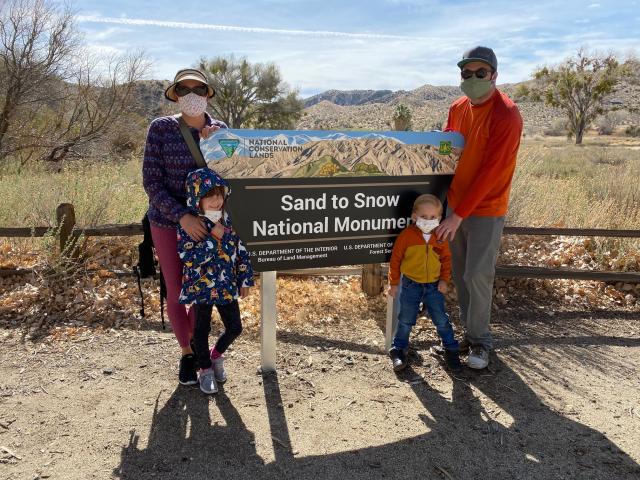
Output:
[
  {"xmin": 130, "ymin": 69, "xmax": 640, "ymax": 135},
  {"xmin": 303, "ymin": 89, "xmax": 395, "ymax": 108},
  {"xmin": 298, "ymin": 78, "xmax": 640, "ymax": 134}
]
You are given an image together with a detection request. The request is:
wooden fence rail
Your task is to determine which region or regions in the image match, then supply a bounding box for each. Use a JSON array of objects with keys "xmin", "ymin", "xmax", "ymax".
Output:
[{"xmin": 1, "ymin": 204, "xmax": 639, "ymax": 284}]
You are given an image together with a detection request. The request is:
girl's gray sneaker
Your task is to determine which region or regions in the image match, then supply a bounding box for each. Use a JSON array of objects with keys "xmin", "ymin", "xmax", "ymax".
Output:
[
  {"xmin": 198, "ymin": 368, "xmax": 218, "ymax": 394},
  {"xmin": 212, "ymin": 356, "xmax": 227, "ymax": 384}
]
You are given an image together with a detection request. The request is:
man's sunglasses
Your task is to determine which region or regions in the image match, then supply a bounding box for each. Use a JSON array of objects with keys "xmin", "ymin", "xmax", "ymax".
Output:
[
  {"xmin": 461, "ymin": 68, "xmax": 493, "ymax": 80},
  {"xmin": 174, "ymin": 84, "xmax": 209, "ymax": 97}
]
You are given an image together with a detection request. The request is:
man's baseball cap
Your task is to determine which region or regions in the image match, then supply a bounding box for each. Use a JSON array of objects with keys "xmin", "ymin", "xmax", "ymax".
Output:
[{"xmin": 457, "ymin": 46, "xmax": 498, "ymax": 71}]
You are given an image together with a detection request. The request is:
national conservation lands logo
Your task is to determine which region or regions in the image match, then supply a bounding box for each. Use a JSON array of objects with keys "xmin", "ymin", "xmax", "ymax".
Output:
[
  {"xmin": 439, "ymin": 141, "xmax": 452, "ymax": 155},
  {"xmin": 219, "ymin": 139, "xmax": 240, "ymax": 158}
]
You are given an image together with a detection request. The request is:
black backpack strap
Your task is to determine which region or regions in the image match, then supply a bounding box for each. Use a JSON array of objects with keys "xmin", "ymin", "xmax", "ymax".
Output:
[
  {"xmin": 176, "ymin": 114, "xmax": 208, "ymax": 168},
  {"xmin": 133, "ymin": 265, "xmax": 145, "ymax": 318}
]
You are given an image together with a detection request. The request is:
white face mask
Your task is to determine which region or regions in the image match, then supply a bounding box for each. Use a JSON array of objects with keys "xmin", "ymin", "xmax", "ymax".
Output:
[
  {"xmin": 178, "ymin": 92, "xmax": 208, "ymax": 117},
  {"xmin": 203, "ymin": 210, "xmax": 222, "ymax": 223},
  {"xmin": 416, "ymin": 218, "xmax": 439, "ymax": 234}
]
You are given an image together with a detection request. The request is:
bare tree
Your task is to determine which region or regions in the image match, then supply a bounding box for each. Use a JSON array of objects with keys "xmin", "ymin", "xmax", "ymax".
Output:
[
  {"xmin": 36, "ymin": 50, "xmax": 150, "ymax": 162},
  {"xmin": 0, "ymin": 0, "xmax": 151, "ymax": 163},
  {"xmin": 0, "ymin": 0, "xmax": 78, "ymax": 155}
]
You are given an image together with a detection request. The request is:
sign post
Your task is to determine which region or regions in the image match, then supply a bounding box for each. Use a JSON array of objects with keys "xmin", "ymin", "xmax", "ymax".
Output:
[{"xmin": 260, "ymin": 271, "xmax": 277, "ymax": 372}]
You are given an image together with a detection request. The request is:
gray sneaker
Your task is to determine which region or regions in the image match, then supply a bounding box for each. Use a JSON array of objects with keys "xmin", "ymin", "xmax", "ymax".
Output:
[
  {"xmin": 212, "ymin": 356, "xmax": 227, "ymax": 384},
  {"xmin": 198, "ymin": 368, "xmax": 218, "ymax": 394},
  {"xmin": 467, "ymin": 345, "xmax": 489, "ymax": 370}
]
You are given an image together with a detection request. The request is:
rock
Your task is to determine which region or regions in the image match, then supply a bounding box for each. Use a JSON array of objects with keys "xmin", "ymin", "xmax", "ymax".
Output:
[{"xmin": 622, "ymin": 283, "xmax": 634, "ymax": 292}]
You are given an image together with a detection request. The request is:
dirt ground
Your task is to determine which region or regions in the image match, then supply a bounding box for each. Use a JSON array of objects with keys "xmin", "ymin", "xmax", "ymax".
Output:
[{"xmin": 1, "ymin": 288, "xmax": 639, "ymax": 480}]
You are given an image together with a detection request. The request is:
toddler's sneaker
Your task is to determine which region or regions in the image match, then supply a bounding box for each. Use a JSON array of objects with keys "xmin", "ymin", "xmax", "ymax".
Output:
[
  {"xmin": 389, "ymin": 348, "xmax": 408, "ymax": 372},
  {"xmin": 212, "ymin": 355, "xmax": 227, "ymax": 384},
  {"xmin": 198, "ymin": 368, "xmax": 218, "ymax": 394},
  {"xmin": 178, "ymin": 353, "xmax": 197, "ymax": 386},
  {"xmin": 431, "ymin": 338, "xmax": 471, "ymax": 357},
  {"xmin": 467, "ymin": 345, "xmax": 489, "ymax": 369},
  {"xmin": 444, "ymin": 349, "xmax": 463, "ymax": 372}
]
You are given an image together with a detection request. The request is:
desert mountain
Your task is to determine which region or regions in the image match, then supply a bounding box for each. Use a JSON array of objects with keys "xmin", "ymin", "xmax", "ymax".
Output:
[{"xmin": 207, "ymin": 137, "xmax": 458, "ymax": 179}]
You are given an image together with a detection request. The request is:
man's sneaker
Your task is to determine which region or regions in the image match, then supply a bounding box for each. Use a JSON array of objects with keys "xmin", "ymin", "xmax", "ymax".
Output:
[
  {"xmin": 467, "ymin": 345, "xmax": 489, "ymax": 370},
  {"xmin": 178, "ymin": 353, "xmax": 198, "ymax": 386},
  {"xmin": 444, "ymin": 349, "xmax": 463, "ymax": 372},
  {"xmin": 389, "ymin": 348, "xmax": 408, "ymax": 372},
  {"xmin": 198, "ymin": 368, "xmax": 218, "ymax": 394},
  {"xmin": 211, "ymin": 355, "xmax": 227, "ymax": 384}
]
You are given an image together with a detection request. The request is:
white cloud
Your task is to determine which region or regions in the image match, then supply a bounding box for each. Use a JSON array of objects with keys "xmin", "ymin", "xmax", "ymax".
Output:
[{"xmin": 77, "ymin": 15, "xmax": 435, "ymax": 42}]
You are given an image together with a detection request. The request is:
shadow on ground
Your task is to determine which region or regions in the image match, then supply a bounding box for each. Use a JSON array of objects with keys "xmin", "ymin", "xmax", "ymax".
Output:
[{"xmin": 115, "ymin": 334, "xmax": 640, "ymax": 480}]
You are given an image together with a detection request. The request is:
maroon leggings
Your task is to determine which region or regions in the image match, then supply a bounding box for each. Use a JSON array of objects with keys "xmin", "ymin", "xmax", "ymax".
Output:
[{"xmin": 150, "ymin": 225, "xmax": 195, "ymax": 348}]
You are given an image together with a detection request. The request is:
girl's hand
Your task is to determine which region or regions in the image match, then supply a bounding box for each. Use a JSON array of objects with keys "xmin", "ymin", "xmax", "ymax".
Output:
[
  {"xmin": 240, "ymin": 287, "xmax": 251, "ymax": 298},
  {"xmin": 200, "ymin": 124, "xmax": 221, "ymax": 139},
  {"xmin": 387, "ymin": 285, "xmax": 398, "ymax": 298},
  {"xmin": 211, "ymin": 222, "xmax": 225, "ymax": 240},
  {"xmin": 438, "ymin": 280, "xmax": 448, "ymax": 294},
  {"xmin": 179, "ymin": 213, "xmax": 208, "ymax": 242}
]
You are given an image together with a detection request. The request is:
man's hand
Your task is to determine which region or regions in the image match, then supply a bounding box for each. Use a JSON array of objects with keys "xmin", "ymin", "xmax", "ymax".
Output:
[
  {"xmin": 240, "ymin": 287, "xmax": 251, "ymax": 298},
  {"xmin": 211, "ymin": 222, "xmax": 225, "ymax": 240},
  {"xmin": 435, "ymin": 212, "xmax": 463, "ymax": 242},
  {"xmin": 179, "ymin": 213, "xmax": 208, "ymax": 242},
  {"xmin": 387, "ymin": 285, "xmax": 398, "ymax": 298},
  {"xmin": 200, "ymin": 124, "xmax": 221, "ymax": 139},
  {"xmin": 438, "ymin": 280, "xmax": 448, "ymax": 294}
]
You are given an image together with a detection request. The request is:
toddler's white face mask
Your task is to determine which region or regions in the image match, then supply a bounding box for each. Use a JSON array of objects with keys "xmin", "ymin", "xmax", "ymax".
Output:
[
  {"xmin": 203, "ymin": 210, "xmax": 222, "ymax": 223},
  {"xmin": 178, "ymin": 92, "xmax": 208, "ymax": 117},
  {"xmin": 416, "ymin": 218, "xmax": 439, "ymax": 234}
]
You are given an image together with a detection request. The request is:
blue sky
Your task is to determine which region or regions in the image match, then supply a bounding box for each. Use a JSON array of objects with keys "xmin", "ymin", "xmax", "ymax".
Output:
[{"xmin": 71, "ymin": 0, "xmax": 640, "ymax": 97}]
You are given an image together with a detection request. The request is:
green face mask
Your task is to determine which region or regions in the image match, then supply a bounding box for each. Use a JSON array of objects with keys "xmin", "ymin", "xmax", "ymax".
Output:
[{"xmin": 460, "ymin": 77, "xmax": 494, "ymax": 101}]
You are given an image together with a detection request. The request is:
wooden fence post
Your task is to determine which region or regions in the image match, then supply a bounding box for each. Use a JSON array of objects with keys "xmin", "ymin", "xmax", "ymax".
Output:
[
  {"xmin": 362, "ymin": 263, "xmax": 384, "ymax": 296},
  {"xmin": 56, "ymin": 203, "xmax": 76, "ymax": 257}
]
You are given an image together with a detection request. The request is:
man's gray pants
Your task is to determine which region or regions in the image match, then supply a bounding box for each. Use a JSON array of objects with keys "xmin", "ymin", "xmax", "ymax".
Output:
[{"xmin": 448, "ymin": 209, "xmax": 504, "ymax": 349}]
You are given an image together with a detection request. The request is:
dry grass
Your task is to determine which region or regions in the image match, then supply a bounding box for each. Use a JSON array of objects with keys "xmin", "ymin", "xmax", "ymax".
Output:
[
  {"xmin": 1, "ymin": 137, "xmax": 638, "ymax": 268},
  {"xmin": 508, "ymin": 139, "xmax": 640, "ymax": 265},
  {"xmin": 0, "ymin": 157, "xmax": 147, "ymax": 227}
]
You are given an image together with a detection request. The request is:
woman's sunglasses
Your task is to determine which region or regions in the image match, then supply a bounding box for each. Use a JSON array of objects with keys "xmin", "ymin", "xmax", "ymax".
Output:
[
  {"xmin": 174, "ymin": 84, "xmax": 209, "ymax": 97},
  {"xmin": 461, "ymin": 68, "xmax": 493, "ymax": 80}
]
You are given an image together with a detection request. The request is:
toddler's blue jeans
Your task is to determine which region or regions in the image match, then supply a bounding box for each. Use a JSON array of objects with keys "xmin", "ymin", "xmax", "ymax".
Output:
[{"xmin": 392, "ymin": 276, "xmax": 459, "ymax": 352}]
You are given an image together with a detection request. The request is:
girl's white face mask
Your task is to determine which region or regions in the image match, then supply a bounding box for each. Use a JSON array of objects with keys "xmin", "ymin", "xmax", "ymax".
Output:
[
  {"xmin": 203, "ymin": 210, "xmax": 222, "ymax": 223},
  {"xmin": 416, "ymin": 218, "xmax": 439, "ymax": 234},
  {"xmin": 178, "ymin": 92, "xmax": 208, "ymax": 117}
]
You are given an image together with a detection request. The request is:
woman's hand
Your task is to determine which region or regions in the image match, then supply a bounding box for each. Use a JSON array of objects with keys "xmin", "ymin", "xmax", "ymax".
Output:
[
  {"xmin": 200, "ymin": 124, "xmax": 221, "ymax": 139},
  {"xmin": 438, "ymin": 280, "xmax": 448, "ymax": 294},
  {"xmin": 211, "ymin": 222, "xmax": 225, "ymax": 240},
  {"xmin": 240, "ymin": 287, "xmax": 251, "ymax": 298},
  {"xmin": 179, "ymin": 213, "xmax": 208, "ymax": 242},
  {"xmin": 387, "ymin": 285, "xmax": 398, "ymax": 298}
]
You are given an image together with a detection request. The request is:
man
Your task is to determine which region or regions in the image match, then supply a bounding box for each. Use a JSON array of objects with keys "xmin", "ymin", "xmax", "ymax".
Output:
[{"xmin": 435, "ymin": 46, "xmax": 523, "ymax": 369}]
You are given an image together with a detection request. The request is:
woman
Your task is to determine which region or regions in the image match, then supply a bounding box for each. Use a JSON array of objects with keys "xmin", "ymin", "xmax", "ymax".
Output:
[{"xmin": 142, "ymin": 68, "xmax": 225, "ymax": 385}]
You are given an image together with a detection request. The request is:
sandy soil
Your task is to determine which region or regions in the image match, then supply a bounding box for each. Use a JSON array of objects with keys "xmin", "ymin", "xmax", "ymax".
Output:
[{"xmin": 1, "ymin": 294, "xmax": 639, "ymax": 480}]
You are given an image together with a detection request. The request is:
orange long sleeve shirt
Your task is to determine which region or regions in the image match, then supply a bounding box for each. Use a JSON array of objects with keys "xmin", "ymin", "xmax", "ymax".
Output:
[
  {"xmin": 445, "ymin": 89, "xmax": 523, "ymax": 218},
  {"xmin": 389, "ymin": 225, "xmax": 451, "ymax": 286}
]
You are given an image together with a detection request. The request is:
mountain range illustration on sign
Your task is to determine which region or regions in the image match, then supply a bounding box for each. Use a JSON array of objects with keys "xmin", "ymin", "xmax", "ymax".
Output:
[{"xmin": 219, "ymin": 139, "xmax": 240, "ymax": 158}]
